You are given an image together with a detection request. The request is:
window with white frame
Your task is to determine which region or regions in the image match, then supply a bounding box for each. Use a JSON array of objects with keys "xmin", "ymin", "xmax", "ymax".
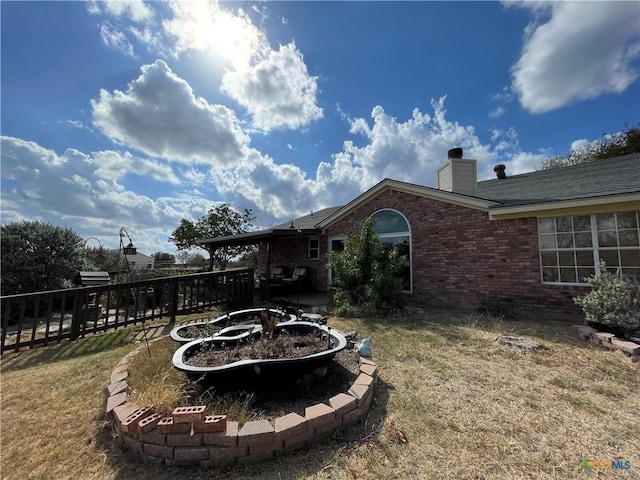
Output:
[
  {"xmin": 538, "ymin": 211, "xmax": 640, "ymax": 284},
  {"xmin": 308, "ymin": 237, "xmax": 320, "ymax": 260}
]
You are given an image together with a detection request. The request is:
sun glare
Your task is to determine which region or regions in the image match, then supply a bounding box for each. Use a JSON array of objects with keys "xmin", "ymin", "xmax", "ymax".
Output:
[{"xmin": 166, "ymin": 1, "xmax": 264, "ymax": 72}]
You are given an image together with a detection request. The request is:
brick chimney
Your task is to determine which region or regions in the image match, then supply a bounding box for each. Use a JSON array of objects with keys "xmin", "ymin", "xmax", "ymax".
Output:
[{"xmin": 437, "ymin": 148, "xmax": 477, "ymax": 196}]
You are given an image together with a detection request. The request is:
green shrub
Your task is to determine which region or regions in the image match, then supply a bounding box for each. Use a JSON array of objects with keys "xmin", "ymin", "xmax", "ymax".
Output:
[
  {"xmin": 574, "ymin": 263, "xmax": 640, "ymax": 333},
  {"xmin": 330, "ymin": 218, "xmax": 408, "ymax": 317}
]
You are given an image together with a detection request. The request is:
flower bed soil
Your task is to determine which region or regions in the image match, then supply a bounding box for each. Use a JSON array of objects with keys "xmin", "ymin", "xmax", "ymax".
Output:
[{"xmin": 185, "ymin": 332, "xmax": 333, "ymax": 367}]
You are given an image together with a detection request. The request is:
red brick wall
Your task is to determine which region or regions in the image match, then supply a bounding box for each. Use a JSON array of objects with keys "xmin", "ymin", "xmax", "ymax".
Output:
[{"xmin": 275, "ymin": 189, "xmax": 589, "ymax": 319}]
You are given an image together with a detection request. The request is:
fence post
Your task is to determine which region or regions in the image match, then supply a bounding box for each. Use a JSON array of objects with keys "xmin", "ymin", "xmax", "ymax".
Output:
[
  {"xmin": 70, "ymin": 290, "xmax": 87, "ymax": 340},
  {"xmin": 169, "ymin": 278, "xmax": 178, "ymax": 324}
]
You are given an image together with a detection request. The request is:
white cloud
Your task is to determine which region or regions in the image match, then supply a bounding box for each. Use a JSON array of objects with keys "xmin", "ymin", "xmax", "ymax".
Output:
[
  {"xmin": 91, "ymin": 60, "xmax": 251, "ymax": 167},
  {"xmin": 220, "ymin": 42, "xmax": 323, "ymax": 131},
  {"xmin": 489, "ymin": 106, "xmax": 505, "ymax": 118},
  {"xmin": 99, "ymin": 21, "xmax": 136, "ymax": 57},
  {"xmin": 510, "ymin": 1, "xmax": 640, "ymax": 113},
  {"xmin": 0, "ymin": 136, "xmax": 190, "ymax": 252},
  {"xmin": 88, "ymin": 0, "xmax": 153, "ymax": 23}
]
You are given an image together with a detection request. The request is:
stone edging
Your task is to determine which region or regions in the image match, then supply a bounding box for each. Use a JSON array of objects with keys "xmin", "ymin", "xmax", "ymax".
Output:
[
  {"xmin": 104, "ymin": 340, "xmax": 378, "ymax": 466},
  {"xmin": 576, "ymin": 325, "xmax": 639, "ymax": 362}
]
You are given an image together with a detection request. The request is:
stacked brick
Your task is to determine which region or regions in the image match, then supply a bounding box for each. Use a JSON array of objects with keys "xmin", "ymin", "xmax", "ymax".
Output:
[
  {"xmin": 105, "ymin": 344, "xmax": 378, "ymax": 466},
  {"xmin": 577, "ymin": 325, "xmax": 640, "ymax": 362}
]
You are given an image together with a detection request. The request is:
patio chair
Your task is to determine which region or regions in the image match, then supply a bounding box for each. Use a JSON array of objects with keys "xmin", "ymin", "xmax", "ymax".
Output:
[{"xmin": 281, "ymin": 267, "xmax": 311, "ymax": 292}]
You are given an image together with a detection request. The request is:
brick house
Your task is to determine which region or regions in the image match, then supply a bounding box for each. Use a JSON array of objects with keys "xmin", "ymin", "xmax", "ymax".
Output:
[{"xmin": 198, "ymin": 149, "xmax": 639, "ymax": 319}]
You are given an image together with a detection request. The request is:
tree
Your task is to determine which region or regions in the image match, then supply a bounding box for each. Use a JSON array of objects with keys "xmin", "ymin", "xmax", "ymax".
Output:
[
  {"xmin": 169, "ymin": 204, "xmax": 255, "ymax": 270},
  {"xmin": 329, "ymin": 217, "xmax": 408, "ymax": 316},
  {"xmin": 1, "ymin": 221, "xmax": 84, "ymax": 294},
  {"xmin": 83, "ymin": 246, "xmax": 128, "ymax": 273},
  {"xmin": 539, "ymin": 124, "xmax": 640, "ymax": 170}
]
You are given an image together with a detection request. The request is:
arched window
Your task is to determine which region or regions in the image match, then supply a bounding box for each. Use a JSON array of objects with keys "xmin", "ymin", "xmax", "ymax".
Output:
[{"xmin": 370, "ymin": 209, "xmax": 412, "ymax": 291}]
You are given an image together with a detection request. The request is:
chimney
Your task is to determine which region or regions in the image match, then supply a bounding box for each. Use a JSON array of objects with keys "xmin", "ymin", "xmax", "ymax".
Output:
[
  {"xmin": 437, "ymin": 147, "xmax": 477, "ymax": 196},
  {"xmin": 493, "ymin": 164, "xmax": 507, "ymax": 180}
]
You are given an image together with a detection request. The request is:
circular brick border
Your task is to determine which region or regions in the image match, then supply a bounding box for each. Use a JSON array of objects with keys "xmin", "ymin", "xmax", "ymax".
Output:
[{"xmin": 104, "ymin": 337, "xmax": 377, "ymax": 466}]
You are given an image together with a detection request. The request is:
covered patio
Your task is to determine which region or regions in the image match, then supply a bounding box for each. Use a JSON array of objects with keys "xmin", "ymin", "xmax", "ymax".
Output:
[{"xmin": 196, "ymin": 207, "xmax": 341, "ymax": 301}]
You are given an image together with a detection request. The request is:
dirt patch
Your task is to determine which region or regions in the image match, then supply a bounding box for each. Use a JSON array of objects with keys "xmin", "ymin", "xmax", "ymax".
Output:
[{"xmin": 185, "ymin": 331, "xmax": 333, "ymax": 367}]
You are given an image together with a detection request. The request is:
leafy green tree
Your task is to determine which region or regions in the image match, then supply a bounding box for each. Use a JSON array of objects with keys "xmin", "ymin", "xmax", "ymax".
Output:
[
  {"xmin": 169, "ymin": 204, "xmax": 255, "ymax": 270},
  {"xmin": 539, "ymin": 124, "xmax": 640, "ymax": 170},
  {"xmin": 330, "ymin": 217, "xmax": 408, "ymax": 316},
  {"xmin": 1, "ymin": 221, "xmax": 84, "ymax": 294}
]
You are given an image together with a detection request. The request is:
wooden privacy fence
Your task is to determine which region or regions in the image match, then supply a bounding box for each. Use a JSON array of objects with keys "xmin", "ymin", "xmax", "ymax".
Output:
[{"xmin": 1, "ymin": 269, "xmax": 255, "ymax": 355}]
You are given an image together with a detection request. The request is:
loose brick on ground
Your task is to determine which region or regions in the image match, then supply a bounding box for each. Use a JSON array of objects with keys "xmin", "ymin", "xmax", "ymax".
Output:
[
  {"xmin": 121, "ymin": 407, "xmax": 153, "ymax": 433},
  {"xmin": 138, "ymin": 413, "xmax": 163, "ymax": 435},
  {"xmin": 172, "ymin": 405, "xmax": 206, "ymax": 423},
  {"xmin": 157, "ymin": 417, "xmax": 191, "ymax": 434},
  {"xmin": 193, "ymin": 415, "xmax": 227, "ymax": 433}
]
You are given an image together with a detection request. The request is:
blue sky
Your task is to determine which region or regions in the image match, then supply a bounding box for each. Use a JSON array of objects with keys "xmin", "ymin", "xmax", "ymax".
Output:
[{"xmin": 2, "ymin": 1, "xmax": 639, "ymax": 256}]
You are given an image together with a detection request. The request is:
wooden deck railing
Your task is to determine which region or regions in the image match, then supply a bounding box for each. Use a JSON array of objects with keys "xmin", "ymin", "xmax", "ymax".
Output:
[{"xmin": 0, "ymin": 269, "xmax": 255, "ymax": 355}]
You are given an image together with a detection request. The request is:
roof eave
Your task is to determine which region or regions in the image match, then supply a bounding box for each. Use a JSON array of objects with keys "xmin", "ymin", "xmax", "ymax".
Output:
[{"xmin": 488, "ymin": 192, "xmax": 640, "ymax": 220}]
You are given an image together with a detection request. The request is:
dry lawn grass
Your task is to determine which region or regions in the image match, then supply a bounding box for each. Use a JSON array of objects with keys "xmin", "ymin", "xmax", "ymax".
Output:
[{"xmin": 1, "ymin": 307, "xmax": 639, "ymax": 480}]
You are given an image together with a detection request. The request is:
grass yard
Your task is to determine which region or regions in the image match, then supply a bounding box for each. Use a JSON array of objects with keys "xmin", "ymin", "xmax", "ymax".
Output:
[{"xmin": 1, "ymin": 307, "xmax": 638, "ymax": 480}]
